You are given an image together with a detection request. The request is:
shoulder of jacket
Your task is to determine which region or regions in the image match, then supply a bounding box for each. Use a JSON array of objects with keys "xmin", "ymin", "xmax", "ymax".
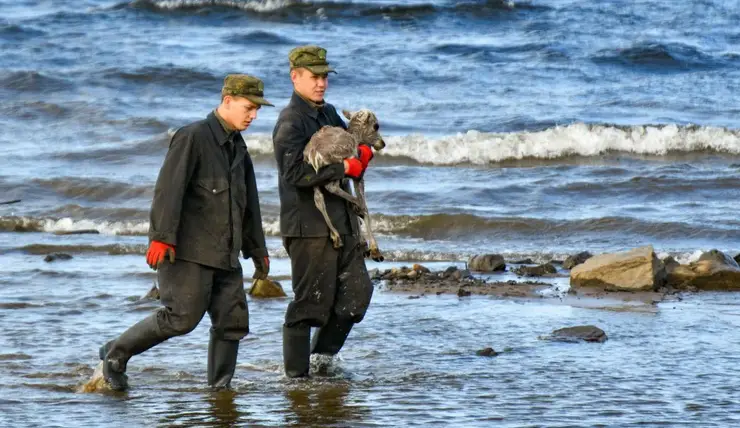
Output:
[{"xmin": 169, "ymin": 119, "xmax": 208, "ymax": 147}]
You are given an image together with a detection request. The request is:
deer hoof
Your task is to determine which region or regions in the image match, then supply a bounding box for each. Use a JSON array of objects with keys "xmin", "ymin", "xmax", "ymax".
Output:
[{"xmin": 369, "ymin": 248, "xmax": 384, "ymax": 263}]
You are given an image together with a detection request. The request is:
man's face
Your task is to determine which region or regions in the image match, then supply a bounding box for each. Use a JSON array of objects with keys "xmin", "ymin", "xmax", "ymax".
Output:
[
  {"xmin": 291, "ymin": 68, "xmax": 328, "ymax": 103},
  {"xmin": 223, "ymin": 96, "xmax": 260, "ymax": 131}
]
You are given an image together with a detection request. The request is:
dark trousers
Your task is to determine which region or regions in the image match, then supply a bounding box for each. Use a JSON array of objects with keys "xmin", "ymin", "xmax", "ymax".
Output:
[
  {"xmin": 283, "ymin": 235, "xmax": 374, "ymax": 328},
  {"xmin": 155, "ymin": 260, "xmax": 250, "ymax": 340}
]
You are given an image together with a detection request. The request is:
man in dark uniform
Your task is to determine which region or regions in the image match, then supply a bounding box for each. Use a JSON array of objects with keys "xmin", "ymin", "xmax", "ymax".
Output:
[
  {"xmin": 272, "ymin": 45, "xmax": 376, "ymax": 378},
  {"xmin": 98, "ymin": 74, "xmax": 273, "ymax": 391}
]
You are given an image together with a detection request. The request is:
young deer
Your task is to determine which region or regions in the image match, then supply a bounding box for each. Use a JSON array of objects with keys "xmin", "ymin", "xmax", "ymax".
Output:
[{"xmin": 303, "ymin": 109, "xmax": 385, "ymax": 262}]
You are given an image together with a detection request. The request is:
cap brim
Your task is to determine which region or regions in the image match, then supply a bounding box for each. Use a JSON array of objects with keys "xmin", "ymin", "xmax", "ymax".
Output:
[
  {"xmin": 245, "ymin": 95, "xmax": 274, "ymax": 107},
  {"xmin": 304, "ymin": 65, "xmax": 337, "ymax": 75}
]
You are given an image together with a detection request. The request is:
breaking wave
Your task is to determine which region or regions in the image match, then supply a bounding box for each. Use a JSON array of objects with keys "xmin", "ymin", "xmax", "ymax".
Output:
[
  {"xmin": 243, "ymin": 123, "xmax": 740, "ymax": 165},
  {"xmin": 3, "ymin": 212, "xmax": 737, "ymax": 242}
]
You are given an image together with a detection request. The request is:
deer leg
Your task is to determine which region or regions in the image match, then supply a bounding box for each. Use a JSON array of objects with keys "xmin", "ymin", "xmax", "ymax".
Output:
[
  {"xmin": 314, "ymin": 186, "xmax": 342, "ymax": 249},
  {"xmin": 324, "ymin": 181, "xmax": 363, "ymax": 214},
  {"xmin": 354, "ymin": 179, "xmax": 384, "ymax": 262}
]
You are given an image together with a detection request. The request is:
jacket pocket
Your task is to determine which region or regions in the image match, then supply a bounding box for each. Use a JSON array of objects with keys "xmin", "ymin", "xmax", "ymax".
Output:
[{"xmin": 196, "ymin": 179, "xmax": 229, "ymax": 196}]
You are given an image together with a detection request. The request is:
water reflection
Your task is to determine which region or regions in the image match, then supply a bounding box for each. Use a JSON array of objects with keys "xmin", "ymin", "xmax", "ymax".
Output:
[{"xmin": 284, "ymin": 383, "xmax": 370, "ymax": 427}]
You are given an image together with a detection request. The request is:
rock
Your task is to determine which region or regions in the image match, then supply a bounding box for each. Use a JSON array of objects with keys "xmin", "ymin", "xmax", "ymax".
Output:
[
  {"xmin": 142, "ymin": 284, "xmax": 160, "ymax": 300},
  {"xmin": 549, "ymin": 259, "xmax": 564, "ymax": 265},
  {"xmin": 406, "ymin": 269, "xmax": 419, "ymax": 280},
  {"xmin": 476, "ymin": 347, "xmax": 498, "ymax": 357},
  {"xmin": 248, "ymin": 278, "xmax": 287, "ymax": 298},
  {"xmin": 570, "ymin": 246, "xmax": 665, "ymax": 292},
  {"xmin": 735, "ymin": 253, "xmax": 740, "ymax": 265},
  {"xmin": 412, "ymin": 264, "xmax": 430, "ymax": 273},
  {"xmin": 512, "ymin": 258, "xmax": 534, "ymax": 265},
  {"xmin": 666, "ymin": 249, "xmax": 740, "ymax": 291},
  {"xmin": 563, "ymin": 251, "xmax": 593, "ymax": 269},
  {"xmin": 513, "ymin": 263, "xmax": 557, "ymax": 277},
  {"xmin": 368, "ymin": 268, "xmax": 381, "ymax": 280},
  {"xmin": 468, "ymin": 254, "xmax": 506, "ymax": 272},
  {"xmin": 457, "ymin": 287, "xmax": 471, "ymax": 297},
  {"xmin": 544, "ymin": 325, "xmax": 607, "ymax": 343},
  {"xmin": 698, "ymin": 249, "xmax": 740, "ymax": 267},
  {"xmin": 44, "ymin": 253, "xmax": 73, "ymax": 262},
  {"xmin": 662, "ymin": 256, "xmax": 679, "ymax": 270}
]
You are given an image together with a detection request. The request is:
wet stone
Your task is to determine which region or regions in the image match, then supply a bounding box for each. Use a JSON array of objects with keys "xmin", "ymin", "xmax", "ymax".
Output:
[
  {"xmin": 542, "ymin": 325, "xmax": 608, "ymax": 343},
  {"xmin": 476, "ymin": 347, "xmax": 498, "ymax": 357},
  {"xmin": 44, "ymin": 253, "xmax": 73, "ymax": 262},
  {"xmin": 563, "ymin": 251, "xmax": 593, "ymax": 269},
  {"xmin": 513, "ymin": 263, "xmax": 557, "ymax": 277}
]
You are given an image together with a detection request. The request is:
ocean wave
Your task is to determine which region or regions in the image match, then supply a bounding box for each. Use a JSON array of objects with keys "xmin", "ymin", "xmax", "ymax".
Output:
[
  {"xmin": 593, "ymin": 42, "xmax": 736, "ymax": 70},
  {"xmin": 0, "ymin": 23, "xmax": 46, "ymax": 41},
  {"xmin": 7, "ymin": 212, "xmax": 726, "ymax": 241},
  {"xmin": 32, "ymin": 178, "xmax": 153, "ymax": 202},
  {"xmin": 123, "ymin": 0, "xmax": 537, "ymax": 20},
  {"xmin": 43, "ymin": 122, "xmax": 740, "ymax": 166},
  {"xmin": 0, "ymin": 71, "xmax": 73, "ymax": 93},
  {"xmin": 242, "ymin": 123, "xmax": 740, "ymax": 165},
  {"xmin": 0, "ymin": 216, "xmax": 150, "ymax": 236},
  {"xmin": 369, "ymin": 213, "xmax": 739, "ymax": 241},
  {"xmin": 100, "ymin": 65, "xmax": 221, "ymax": 88},
  {"xmin": 223, "ymin": 30, "xmax": 297, "ymax": 45}
]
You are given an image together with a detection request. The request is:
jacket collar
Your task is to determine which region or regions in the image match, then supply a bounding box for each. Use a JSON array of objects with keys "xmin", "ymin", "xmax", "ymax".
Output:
[
  {"xmin": 206, "ymin": 111, "xmax": 237, "ymax": 146},
  {"xmin": 289, "ymin": 91, "xmax": 325, "ymax": 120}
]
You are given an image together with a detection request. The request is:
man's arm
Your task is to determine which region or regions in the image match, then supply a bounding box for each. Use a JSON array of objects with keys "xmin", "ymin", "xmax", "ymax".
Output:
[
  {"xmin": 241, "ymin": 153, "xmax": 268, "ymax": 260},
  {"xmin": 273, "ymin": 118, "xmax": 345, "ymax": 188},
  {"xmin": 148, "ymin": 129, "xmax": 198, "ymax": 245}
]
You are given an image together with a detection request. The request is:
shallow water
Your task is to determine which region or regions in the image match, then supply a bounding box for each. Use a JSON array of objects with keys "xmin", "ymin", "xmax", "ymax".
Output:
[
  {"xmin": 1, "ymin": 249, "xmax": 740, "ymax": 426},
  {"xmin": 2, "ymin": 0, "xmax": 740, "ymax": 425}
]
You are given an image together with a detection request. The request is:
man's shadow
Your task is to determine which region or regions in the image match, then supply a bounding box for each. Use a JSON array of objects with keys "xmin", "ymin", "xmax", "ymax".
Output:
[{"xmin": 284, "ymin": 382, "xmax": 370, "ymax": 427}]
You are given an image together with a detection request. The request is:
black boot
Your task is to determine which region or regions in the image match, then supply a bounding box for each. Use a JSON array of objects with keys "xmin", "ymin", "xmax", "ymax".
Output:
[
  {"xmin": 311, "ymin": 316, "xmax": 353, "ymax": 356},
  {"xmin": 99, "ymin": 314, "xmax": 166, "ymax": 391},
  {"xmin": 207, "ymin": 334, "xmax": 239, "ymax": 390},
  {"xmin": 282, "ymin": 325, "xmax": 310, "ymax": 378}
]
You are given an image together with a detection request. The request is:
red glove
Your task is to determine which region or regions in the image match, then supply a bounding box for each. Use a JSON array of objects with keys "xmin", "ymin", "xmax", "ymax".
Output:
[
  {"xmin": 146, "ymin": 240, "xmax": 175, "ymax": 270},
  {"xmin": 357, "ymin": 144, "xmax": 374, "ymax": 168},
  {"xmin": 253, "ymin": 256, "xmax": 270, "ymax": 280},
  {"xmin": 344, "ymin": 157, "xmax": 364, "ymax": 179}
]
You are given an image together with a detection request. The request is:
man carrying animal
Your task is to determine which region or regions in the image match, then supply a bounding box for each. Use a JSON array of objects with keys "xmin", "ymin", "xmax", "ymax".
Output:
[
  {"xmin": 98, "ymin": 74, "xmax": 272, "ymax": 391},
  {"xmin": 272, "ymin": 45, "xmax": 375, "ymax": 378}
]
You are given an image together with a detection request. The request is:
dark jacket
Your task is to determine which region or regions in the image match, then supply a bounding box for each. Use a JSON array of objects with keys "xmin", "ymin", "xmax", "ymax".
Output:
[
  {"xmin": 148, "ymin": 112, "xmax": 268, "ymax": 270},
  {"xmin": 272, "ymin": 92, "xmax": 360, "ymax": 237}
]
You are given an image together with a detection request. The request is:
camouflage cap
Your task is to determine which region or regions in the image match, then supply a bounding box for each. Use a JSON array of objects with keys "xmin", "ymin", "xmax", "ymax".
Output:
[
  {"xmin": 221, "ymin": 74, "xmax": 274, "ymax": 106},
  {"xmin": 288, "ymin": 45, "xmax": 336, "ymax": 75}
]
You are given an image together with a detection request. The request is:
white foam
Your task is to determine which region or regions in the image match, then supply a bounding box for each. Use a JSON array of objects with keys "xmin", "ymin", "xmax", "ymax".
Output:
[
  {"xmin": 41, "ymin": 218, "xmax": 150, "ymax": 236},
  {"xmin": 147, "ymin": 0, "xmax": 299, "ymax": 13},
  {"xmin": 242, "ymin": 123, "xmax": 740, "ymax": 165}
]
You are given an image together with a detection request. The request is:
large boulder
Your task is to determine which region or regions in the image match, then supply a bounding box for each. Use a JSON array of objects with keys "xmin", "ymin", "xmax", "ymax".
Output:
[
  {"xmin": 734, "ymin": 253, "xmax": 740, "ymax": 265},
  {"xmin": 468, "ymin": 254, "xmax": 506, "ymax": 272},
  {"xmin": 512, "ymin": 263, "xmax": 557, "ymax": 277},
  {"xmin": 563, "ymin": 251, "xmax": 593, "ymax": 269},
  {"xmin": 570, "ymin": 246, "xmax": 665, "ymax": 292},
  {"xmin": 248, "ymin": 278, "xmax": 287, "ymax": 298},
  {"xmin": 541, "ymin": 325, "xmax": 608, "ymax": 343},
  {"xmin": 666, "ymin": 249, "xmax": 740, "ymax": 291}
]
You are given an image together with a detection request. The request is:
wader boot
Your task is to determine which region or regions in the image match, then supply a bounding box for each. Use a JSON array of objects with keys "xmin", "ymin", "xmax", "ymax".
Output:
[
  {"xmin": 98, "ymin": 315, "xmax": 165, "ymax": 391},
  {"xmin": 283, "ymin": 325, "xmax": 311, "ymax": 378},
  {"xmin": 207, "ymin": 333, "xmax": 240, "ymax": 390},
  {"xmin": 311, "ymin": 316, "xmax": 353, "ymax": 356}
]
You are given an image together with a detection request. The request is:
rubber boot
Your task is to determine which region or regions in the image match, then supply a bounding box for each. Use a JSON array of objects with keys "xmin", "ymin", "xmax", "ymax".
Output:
[
  {"xmin": 98, "ymin": 314, "xmax": 166, "ymax": 391},
  {"xmin": 310, "ymin": 316, "xmax": 353, "ymax": 356},
  {"xmin": 207, "ymin": 334, "xmax": 239, "ymax": 390},
  {"xmin": 282, "ymin": 325, "xmax": 311, "ymax": 378}
]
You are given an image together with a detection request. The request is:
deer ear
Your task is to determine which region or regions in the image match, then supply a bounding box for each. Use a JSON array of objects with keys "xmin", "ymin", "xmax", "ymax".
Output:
[{"xmin": 342, "ymin": 109, "xmax": 353, "ymax": 120}]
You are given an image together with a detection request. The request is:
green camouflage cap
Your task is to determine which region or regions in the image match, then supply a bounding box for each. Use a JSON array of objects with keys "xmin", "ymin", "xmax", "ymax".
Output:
[
  {"xmin": 288, "ymin": 45, "xmax": 336, "ymax": 75},
  {"xmin": 221, "ymin": 74, "xmax": 274, "ymax": 106}
]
